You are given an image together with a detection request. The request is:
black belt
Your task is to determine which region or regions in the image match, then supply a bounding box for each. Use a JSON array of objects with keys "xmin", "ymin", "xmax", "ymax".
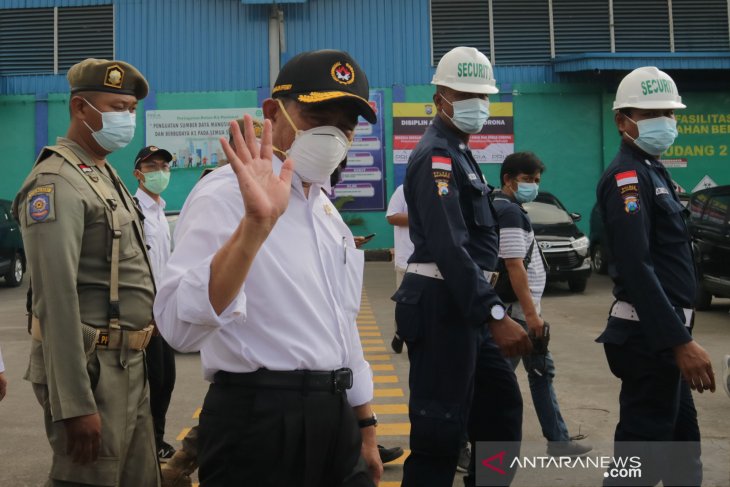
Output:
[{"xmin": 214, "ymin": 368, "xmax": 353, "ymax": 394}]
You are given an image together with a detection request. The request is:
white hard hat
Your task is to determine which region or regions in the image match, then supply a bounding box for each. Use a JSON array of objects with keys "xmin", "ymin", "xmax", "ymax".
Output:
[
  {"xmin": 432, "ymin": 46, "xmax": 498, "ymax": 95},
  {"xmin": 613, "ymin": 66, "xmax": 686, "ymax": 110}
]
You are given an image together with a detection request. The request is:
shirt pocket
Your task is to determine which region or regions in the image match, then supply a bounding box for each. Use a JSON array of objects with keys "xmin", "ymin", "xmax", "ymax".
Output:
[
  {"xmin": 105, "ymin": 207, "xmax": 141, "ymax": 261},
  {"xmin": 653, "ymin": 195, "xmax": 689, "ymax": 245},
  {"xmin": 467, "ymin": 178, "xmax": 496, "ymax": 228}
]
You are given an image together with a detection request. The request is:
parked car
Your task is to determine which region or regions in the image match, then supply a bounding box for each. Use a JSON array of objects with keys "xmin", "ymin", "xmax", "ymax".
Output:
[
  {"xmin": 589, "ymin": 192, "xmax": 690, "ymax": 275},
  {"xmin": 523, "ymin": 192, "xmax": 592, "ymax": 292},
  {"xmin": 0, "ymin": 199, "xmax": 25, "ymax": 286},
  {"xmin": 687, "ymin": 185, "xmax": 730, "ymax": 309}
]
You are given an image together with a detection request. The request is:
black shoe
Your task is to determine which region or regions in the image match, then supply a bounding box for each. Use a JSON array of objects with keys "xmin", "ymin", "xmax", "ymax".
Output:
[
  {"xmin": 391, "ymin": 334, "xmax": 404, "ymax": 354},
  {"xmin": 378, "ymin": 444, "xmax": 404, "ymax": 463},
  {"xmin": 158, "ymin": 441, "xmax": 176, "ymax": 462}
]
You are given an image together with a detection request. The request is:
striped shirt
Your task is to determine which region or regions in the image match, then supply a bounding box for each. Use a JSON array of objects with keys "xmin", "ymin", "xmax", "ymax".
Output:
[{"xmin": 493, "ymin": 195, "xmax": 546, "ymax": 315}]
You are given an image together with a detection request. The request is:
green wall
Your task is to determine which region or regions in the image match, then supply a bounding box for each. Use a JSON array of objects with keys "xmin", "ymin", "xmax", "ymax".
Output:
[
  {"xmin": 0, "ymin": 96, "xmax": 36, "ymax": 203},
  {"xmin": 3, "ymin": 85, "xmax": 729, "ymax": 248}
]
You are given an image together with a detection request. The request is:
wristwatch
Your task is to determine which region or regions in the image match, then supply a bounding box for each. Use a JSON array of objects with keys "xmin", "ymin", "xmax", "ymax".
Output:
[
  {"xmin": 489, "ymin": 304, "xmax": 506, "ymax": 321},
  {"xmin": 358, "ymin": 413, "xmax": 378, "ymax": 428}
]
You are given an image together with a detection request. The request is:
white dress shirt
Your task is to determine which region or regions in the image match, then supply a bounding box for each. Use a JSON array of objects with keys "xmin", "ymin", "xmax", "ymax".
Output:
[
  {"xmin": 135, "ymin": 188, "xmax": 171, "ymax": 288},
  {"xmin": 386, "ymin": 184, "xmax": 414, "ymax": 270},
  {"xmin": 154, "ymin": 159, "xmax": 373, "ymax": 407}
]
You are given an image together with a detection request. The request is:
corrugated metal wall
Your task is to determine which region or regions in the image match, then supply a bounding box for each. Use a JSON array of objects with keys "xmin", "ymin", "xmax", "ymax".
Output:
[
  {"xmin": 283, "ymin": 0, "xmax": 433, "ymax": 88},
  {"xmin": 0, "ymin": 0, "xmax": 434, "ymax": 95}
]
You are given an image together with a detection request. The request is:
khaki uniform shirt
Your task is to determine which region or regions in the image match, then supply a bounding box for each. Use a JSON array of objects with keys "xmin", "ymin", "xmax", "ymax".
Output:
[{"xmin": 13, "ymin": 137, "xmax": 154, "ymax": 421}]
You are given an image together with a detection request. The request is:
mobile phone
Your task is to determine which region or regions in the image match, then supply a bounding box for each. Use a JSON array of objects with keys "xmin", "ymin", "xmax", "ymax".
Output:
[{"xmin": 363, "ymin": 233, "xmax": 376, "ymax": 240}]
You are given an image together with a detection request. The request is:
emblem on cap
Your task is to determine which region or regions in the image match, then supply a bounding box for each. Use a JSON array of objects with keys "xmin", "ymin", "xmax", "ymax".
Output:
[
  {"xmin": 331, "ymin": 62, "xmax": 355, "ymax": 85},
  {"xmin": 104, "ymin": 65, "xmax": 125, "ymax": 89},
  {"xmin": 150, "ymin": 146, "xmax": 158, "ymax": 151}
]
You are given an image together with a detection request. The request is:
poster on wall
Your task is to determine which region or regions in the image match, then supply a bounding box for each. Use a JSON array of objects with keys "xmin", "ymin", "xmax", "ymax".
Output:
[
  {"xmin": 393, "ymin": 101, "xmax": 514, "ymax": 170},
  {"xmin": 330, "ymin": 90, "xmax": 385, "ymax": 211},
  {"xmin": 664, "ymin": 101, "xmax": 730, "ymax": 190},
  {"xmin": 146, "ymin": 108, "xmax": 262, "ymax": 169}
]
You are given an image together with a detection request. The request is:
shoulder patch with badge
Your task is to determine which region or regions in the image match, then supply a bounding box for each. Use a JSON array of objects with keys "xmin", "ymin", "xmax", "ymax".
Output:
[
  {"xmin": 432, "ymin": 155, "xmax": 452, "ymax": 196},
  {"xmin": 27, "ymin": 184, "xmax": 55, "ymax": 222},
  {"xmin": 615, "ymin": 170, "xmax": 640, "ymax": 214}
]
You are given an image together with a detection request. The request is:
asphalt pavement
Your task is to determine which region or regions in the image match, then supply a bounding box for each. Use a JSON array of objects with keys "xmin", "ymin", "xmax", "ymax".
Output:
[{"xmin": 0, "ymin": 263, "xmax": 728, "ymax": 486}]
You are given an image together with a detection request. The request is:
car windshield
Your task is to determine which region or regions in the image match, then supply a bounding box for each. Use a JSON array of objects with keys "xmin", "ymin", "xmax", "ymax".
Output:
[{"xmin": 524, "ymin": 201, "xmax": 573, "ymax": 225}]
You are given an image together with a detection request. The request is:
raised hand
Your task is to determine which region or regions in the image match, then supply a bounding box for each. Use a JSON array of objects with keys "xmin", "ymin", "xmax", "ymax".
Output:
[{"xmin": 220, "ymin": 114, "xmax": 295, "ymax": 232}]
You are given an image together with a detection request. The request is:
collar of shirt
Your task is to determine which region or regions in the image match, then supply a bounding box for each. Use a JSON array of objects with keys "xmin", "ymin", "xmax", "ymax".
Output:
[
  {"xmin": 493, "ymin": 190, "xmax": 526, "ymax": 213},
  {"xmin": 432, "ymin": 115, "xmax": 471, "ymax": 153},
  {"xmin": 135, "ymin": 188, "xmax": 166, "ymax": 211}
]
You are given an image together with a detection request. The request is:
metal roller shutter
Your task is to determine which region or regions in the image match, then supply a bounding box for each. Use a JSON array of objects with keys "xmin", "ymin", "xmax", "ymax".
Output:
[{"xmin": 431, "ymin": 0, "xmax": 490, "ymax": 65}]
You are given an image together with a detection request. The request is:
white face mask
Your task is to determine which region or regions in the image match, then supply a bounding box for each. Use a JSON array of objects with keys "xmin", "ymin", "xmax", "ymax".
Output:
[
  {"xmin": 275, "ymin": 99, "xmax": 351, "ymax": 184},
  {"xmin": 82, "ymin": 98, "xmax": 136, "ymax": 152}
]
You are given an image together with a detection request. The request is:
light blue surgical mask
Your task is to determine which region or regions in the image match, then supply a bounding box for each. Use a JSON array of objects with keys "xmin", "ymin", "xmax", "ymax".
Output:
[
  {"xmin": 515, "ymin": 182, "xmax": 539, "ymax": 203},
  {"xmin": 441, "ymin": 94, "xmax": 490, "ymax": 134},
  {"xmin": 82, "ymin": 98, "xmax": 136, "ymax": 152},
  {"xmin": 626, "ymin": 116, "xmax": 678, "ymax": 155}
]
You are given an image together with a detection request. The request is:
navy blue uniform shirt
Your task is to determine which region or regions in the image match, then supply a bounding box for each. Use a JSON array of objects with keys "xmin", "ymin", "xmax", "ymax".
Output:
[
  {"xmin": 596, "ymin": 141, "xmax": 694, "ymax": 352},
  {"xmin": 403, "ymin": 116, "xmax": 502, "ymax": 326}
]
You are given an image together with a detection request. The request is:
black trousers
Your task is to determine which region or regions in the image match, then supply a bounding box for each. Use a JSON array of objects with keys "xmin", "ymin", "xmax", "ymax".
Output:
[
  {"xmin": 604, "ymin": 338, "xmax": 702, "ymax": 487},
  {"xmin": 464, "ymin": 328, "xmax": 523, "ymax": 487},
  {"xmin": 145, "ymin": 334, "xmax": 177, "ymax": 447},
  {"xmin": 198, "ymin": 380, "xmax": 374, "ymax": 487},
  {"xmin": 395, "ymin": 274, "xmax": 482, "ymax": 487}
]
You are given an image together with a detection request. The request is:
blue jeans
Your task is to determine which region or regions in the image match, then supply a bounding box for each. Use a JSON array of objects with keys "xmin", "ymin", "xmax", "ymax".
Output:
[{"xmin": 510, "ymin": 318, "xmax": 570, "ymax": 442}]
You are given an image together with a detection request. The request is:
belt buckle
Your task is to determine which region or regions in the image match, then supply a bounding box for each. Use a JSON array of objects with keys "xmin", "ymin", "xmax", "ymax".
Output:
[{"xmin": 332, "ymin": 367, "xmax": 353, "ymax": 393}]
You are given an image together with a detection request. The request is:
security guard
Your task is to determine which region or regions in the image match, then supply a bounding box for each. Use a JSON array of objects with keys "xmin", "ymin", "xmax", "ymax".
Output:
[
  {"xmin": 392, "ymin": 46, "xmax": 530, "ymax": 487},
  {"xmin": 596, "ymin": 66, "xmax": 715, "ymax": 486},
  {"xmin": 13, "ymin": 59, "xmax": 159, "ymax": 486}
]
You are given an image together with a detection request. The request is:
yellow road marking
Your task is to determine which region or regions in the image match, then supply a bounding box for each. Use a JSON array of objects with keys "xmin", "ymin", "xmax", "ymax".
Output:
[
  {"xmin": 377, "ymin": 422, "xmax": 411, "ymax": 436},
  {"xmin": 193, "ymin": 408, "xmax": 201, "ymax": 419},
  {"xmin": 372, "ymin": 403, "xmax": 408, "ymax": 415},
  {"xmin": 364, "ymin": 354, "xmax": 390, "ymax": 361},
  {"xmin": 371, "ymin": 363, "xmax": 394, "ymax": 371},
  {"xmin": 373, "ymin": 375, "xmax": 398, "ymax": 383},
  {"xmin": 380, "ymin": 483, "xmax": 401, "ymax": 487},
  {"xmin": 359, "ymin": 331, "xmax": 382, "ymax": 337},
  {"xmin": 357, "ymin": 325, "xmax": 379, "ymax": 330},
  {"xmin": 374, "ymin": 388, "xmax": 404, "ymax": 398},
  {"xmin": 361, "ymin": 338, "xmax": 384, "ymax": 344},
  {"xmin": 364, "ymin": 346, "xmax": 387, "ymax": 352},
  {"xmin": 357, "ymin": 320, "xmax": 377, "ymax": 325},
  {"xmin": 176, "ymin": 427, "xmax": 191, "ymax": 441}
]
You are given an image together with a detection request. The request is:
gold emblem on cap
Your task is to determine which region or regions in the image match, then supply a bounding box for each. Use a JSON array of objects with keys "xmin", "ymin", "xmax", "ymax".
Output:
[
  {"xmin": 104, "ymin": 65, "xmax": 125, "ymax": 89},
  {"xmin": 331, "ymin": 62, "xmax": 355, "ymax": 85},
  {"xmin": 150, "ymin": 146, "xmax": 158, "ymax": 151}
]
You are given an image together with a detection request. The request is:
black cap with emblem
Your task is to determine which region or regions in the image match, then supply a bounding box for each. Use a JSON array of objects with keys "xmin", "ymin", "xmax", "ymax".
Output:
[
  {"xmin": 67, "ymin": 58, "xmax": 149, "ymax": 99},
  {"xmin": 272, "ymin": 50, "xmax": 377, "ymax": 124},
  {"xmin": 134, "ymin": 146, "xmax": 173, "ymax": 169}
]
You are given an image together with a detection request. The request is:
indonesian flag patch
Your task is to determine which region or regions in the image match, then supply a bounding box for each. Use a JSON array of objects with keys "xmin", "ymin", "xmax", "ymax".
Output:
[
  {"xmin": 615, "ymin": 170, "xmax": 640, "ymax": 214},
  {"xmin": 615, "ymin": 170, "xmax": 638, "ymax": 187},
  {"xmin": 431, "ymin": 155, "xmax": 452, "ymax": 197},
  {"xmin": 431, "ymin": 156, "xmax": 452, "ymax": 171}
]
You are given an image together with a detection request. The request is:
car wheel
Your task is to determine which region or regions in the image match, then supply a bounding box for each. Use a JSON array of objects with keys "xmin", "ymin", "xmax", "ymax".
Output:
[
  {"xmin": 4, "ymin": 252, "xmax": 24, "ymax": 287},
  {"xmin": 694, "ymin": 284, "xmax": 712, "ymax": 311},
  {"xmin": 568, "ymin": 277, "xmax": 588, "ymax": 293},
  {"xmin": 591, "ymin": 244, "xmax": 607, "ymax": 274}
]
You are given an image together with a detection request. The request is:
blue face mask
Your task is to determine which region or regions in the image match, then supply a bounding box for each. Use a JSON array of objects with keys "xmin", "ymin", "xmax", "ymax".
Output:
[
  {"xmin": 82, "ymin": 98, "xmax": 136, "ymax": 152},
  {"xmin": 515, "ymin": 182, "xmax": 539, "ymax": 203},
  {"xmin": 441, "ymin": 94, "xmax": 490, "ymax": 134},
  {"xmin": 627, "ymin": 116, "xmax": 678, "ymax": 155}
]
